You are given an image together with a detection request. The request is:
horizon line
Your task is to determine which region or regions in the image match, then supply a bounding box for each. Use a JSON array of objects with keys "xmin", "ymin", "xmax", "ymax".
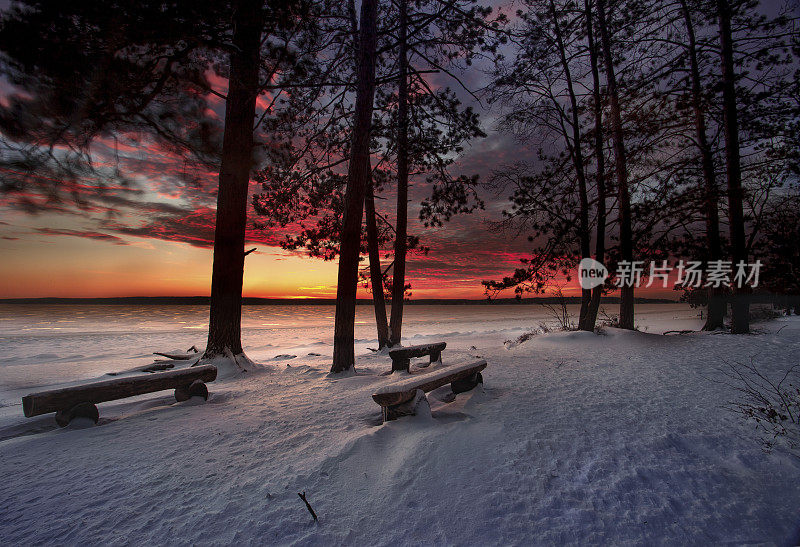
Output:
[{"xmin": 0, "ymin": 295, "xmax": 681, "ymax": 305}]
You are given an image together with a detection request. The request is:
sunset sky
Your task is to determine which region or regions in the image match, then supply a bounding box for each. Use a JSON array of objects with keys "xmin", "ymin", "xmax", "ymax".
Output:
[
  {"xmin": 0, "ymin": 140, "xmax": 679, "ymax": 300},
  {"xmin": 0, "ymin": 31, "xmax": 679, "ymax": 301},
  {"xmin": 0, "ymin": 136, "xmax": 547, "ymax": 300}
]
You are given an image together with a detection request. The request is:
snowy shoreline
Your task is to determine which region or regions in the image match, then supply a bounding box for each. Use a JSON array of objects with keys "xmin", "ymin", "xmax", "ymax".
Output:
[{"xmin": 1, "ymin": 308, "xmax": 799, "ymax": 544}]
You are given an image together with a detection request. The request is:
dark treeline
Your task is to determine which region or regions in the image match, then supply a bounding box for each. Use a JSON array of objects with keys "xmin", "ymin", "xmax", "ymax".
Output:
[
  {"xmin": 480, "ymin": 0, "xmax": 799, "ymax": 333},
  {"xmin": 0, "ymin": 0, "xmax": 797, "ymax": 374},
  {"xmin": 251, "ymin": 0, "xmax": 504, "ymax": 370}
]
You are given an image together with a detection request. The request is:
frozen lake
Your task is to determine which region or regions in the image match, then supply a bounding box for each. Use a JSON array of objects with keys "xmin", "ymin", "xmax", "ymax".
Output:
[{"xmin": 0, "ymin": 302, "xmax": 700, "ymax": 400}]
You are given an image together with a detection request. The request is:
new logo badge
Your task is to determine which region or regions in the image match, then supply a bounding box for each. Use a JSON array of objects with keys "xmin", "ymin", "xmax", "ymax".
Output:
[{"xmin": 578, "ymin": 258, "xmax": 608, "ymax": 290}]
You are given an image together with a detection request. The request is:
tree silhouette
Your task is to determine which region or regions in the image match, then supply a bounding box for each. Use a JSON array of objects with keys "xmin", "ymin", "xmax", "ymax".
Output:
[{"xmin": 0, "ymin": 0, "xmax": 311, "ymax": 362}]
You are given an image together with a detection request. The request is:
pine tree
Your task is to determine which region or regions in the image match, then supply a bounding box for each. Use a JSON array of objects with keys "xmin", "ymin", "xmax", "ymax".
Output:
[{"xmin": 0, "ymin": 0, "xmax": 312, "ymax": 363}]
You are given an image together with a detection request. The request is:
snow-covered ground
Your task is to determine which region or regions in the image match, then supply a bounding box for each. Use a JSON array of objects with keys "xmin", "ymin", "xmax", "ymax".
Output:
[{"xmin": 1, "ymin": 304, "xmax": 799, "ymax": 545}]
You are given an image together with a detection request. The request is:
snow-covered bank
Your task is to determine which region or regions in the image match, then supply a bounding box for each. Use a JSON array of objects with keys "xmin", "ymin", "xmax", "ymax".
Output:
[{"xmin": 1, "ymin": 310, "xmax": 799, "ymax": 544}]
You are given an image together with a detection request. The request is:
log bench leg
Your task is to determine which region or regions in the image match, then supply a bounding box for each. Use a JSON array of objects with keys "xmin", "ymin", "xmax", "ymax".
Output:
[
  {"xmin": 391, "ymin": 357, "xmax": 411, "ymax": 373},
  {"xmin": 451, "ymin": 372, "xmax": 483, "ymax": 394},
  {"xmin": 382, "ymin": 389, "xmax": 429, "ymax": 422},
  {"xmin": 429, "ymin": 350, "xmax": 442, "ymax": 366},
  {"xmin": 55, "ymin": 402, "xmax": 99, "ymax": 427},
  {"xmin": 174, "ymin": 379, "xmax": 209, "ymax": 402}
]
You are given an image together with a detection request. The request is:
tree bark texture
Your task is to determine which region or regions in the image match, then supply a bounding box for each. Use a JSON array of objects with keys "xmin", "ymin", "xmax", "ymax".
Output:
[
  {"xmin": 716, "ymin": 0, "xmax": 750, "ymax": 333},
  {"xmin": 389, "ymin": 0, "xmax": 410, "ymax": 346},
  {"xmin": 680, "ymin": 0, "xmax": 725, "ymax": 331},
  {"xmin": 585, "ymin": 0, "xmax": 606, "ymax": 330},
  {"xmin": 597, "ymin": 0, "xmax": 635, "ymax": 329},
  {"xmin": 331, "ymin": 0, "xmax": 380, "ymax": 372},
  {"xmin": 205, "ymin": 0, "xmax": 263, "ymax": 357},
  {"xmin": 549, "ymin": 0, "xmax": 592, "ymax": 330},
  {"xmin": 365, "ymin": 169, "xmax": 391, "ymax": 348}
]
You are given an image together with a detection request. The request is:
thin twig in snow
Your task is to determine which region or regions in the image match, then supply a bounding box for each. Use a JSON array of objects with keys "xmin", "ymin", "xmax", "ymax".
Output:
[{"xmin": 298, "ymin": 491, "xmax": 318, "ymax": 522}]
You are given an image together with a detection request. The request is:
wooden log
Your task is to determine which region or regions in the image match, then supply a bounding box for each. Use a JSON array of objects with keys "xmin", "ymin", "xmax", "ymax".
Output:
[
  {"xmin": 451, "ymin": 371, "xmax": 483, "ymax": 394},
  {"xmin": 174, "ymin": 379, "xmax": 209, "ymax": 402},
  {"xmin": 383, "ymin": 389, "xmax": 430, "ymax": 421},
  {"xmin": 106, "ymin": 362, "xmax": 175, "ymax": 376},
  {"xmin": 389, "ymin": 342, "xmax": 446, "ymax": 359},
  {"xmin": 108, "ymin": 356, "xmax": 202, "ymax": 376},
  {"xmin": 389, "ymin": 342, "xmax": 446, "ymax": 372},
  {"xmin": 189, "ymin": 379, "xmax": 209, "ymax": 399},
  {"xmin": 373, "ymin": 360, "xmax": 486, "ymax": 407},
  {"xmin": 141, "ymin": 363, "xmax": 176, "ymax": 373},
  {"xmin": 55, "ymin": 402, "xmax": 99, "ymax": 427},
  {"xmin": 153, "ymin": 351, "xmax": 199, "ymax": 360},
  {"xmin": 175, "ymin": 386, "xmax": 190, "ymax": 402},
  {"xmin": 22, "ymin": 365, "xmax": 217, "ymax": 418}
]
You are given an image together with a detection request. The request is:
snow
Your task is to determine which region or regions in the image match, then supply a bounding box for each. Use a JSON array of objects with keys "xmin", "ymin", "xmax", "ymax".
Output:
[{"xmin": 1, "ymin": 304, "xmax": 799, "ymax": 544}]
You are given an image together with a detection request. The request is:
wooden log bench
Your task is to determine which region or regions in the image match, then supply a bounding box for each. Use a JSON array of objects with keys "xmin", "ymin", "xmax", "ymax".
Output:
[
  {"xmin": 372, "ymin": 359, "xmax": 486, "ymax": 421},
  {"xmin": 22, "ymin": 365, "xmax": 218, "ymax": 427},
  {"xmin": 388, "ymin": 342, "xmax": 447, "ymax": 373}
]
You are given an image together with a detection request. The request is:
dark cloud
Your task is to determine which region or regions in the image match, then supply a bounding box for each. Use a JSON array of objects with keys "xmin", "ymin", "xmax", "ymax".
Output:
[
  {"xmin": 35, "ymin": 227, "xmax": 129, "ymax": 245},
  {"xmin": 102, "ymin": 204, "xmax": 288, "ymax": 249},
  {"xmin": 103, "ymin": 207, "xmax": 216, "ymax": 248}
]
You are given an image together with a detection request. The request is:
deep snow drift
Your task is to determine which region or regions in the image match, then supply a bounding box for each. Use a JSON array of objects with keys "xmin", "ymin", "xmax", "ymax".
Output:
[{"xmin": 1, "ymin": 306, "xmax": 799, "ymax": 545}]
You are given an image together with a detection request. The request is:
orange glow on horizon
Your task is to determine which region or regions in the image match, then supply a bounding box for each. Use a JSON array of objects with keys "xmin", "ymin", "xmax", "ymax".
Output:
[{"xmin": 0, "ymin": 225, "xmax": 678, "ymax": 300}]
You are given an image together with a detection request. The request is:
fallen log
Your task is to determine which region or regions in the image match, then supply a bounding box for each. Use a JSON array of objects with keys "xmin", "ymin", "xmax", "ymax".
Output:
[
  {"xmin": 153, "ymin": 351, "xmax": 199, "ymax": 360},
  {"xmin": 106, "ymin": 361, "xmax": 177, "ymax": 376},
  {"xmin": 141, "ymin": 362, "xmax": 176, "ymax": 373}
]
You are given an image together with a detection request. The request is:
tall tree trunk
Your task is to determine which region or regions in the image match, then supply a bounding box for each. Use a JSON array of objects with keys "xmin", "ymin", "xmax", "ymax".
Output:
[
  {"xmin": 347, "ymin": 0, "xmax": 388, "ymax": 348},
  {"xmin": 205, "ymin": 0, "xmax": 262, "ymax": 357},
  {"xmin": 716, "ymin": 0, "xmax": 749, "ymax": 333},
  {"xmin": 585, "ymin": 0, "xmax": 606, "ymax": 330},
  {"xmin": 596, "ymin": 0, "xmax": 634, "ymax": 330},
  {"xmin": 549, "ymin": 0, "xmax": 592, "ymax": 331},
  {"xmin": 331, "ymin": 0, "xmax": 380, "ymax": 372},
  {"xmin": 365, "ymin": 169, "xmax": 390, "ymax": 348},
  {"xmin": 389, "ymin": 0, "xmax": 410, "ymax": 347},
  {"xmin": 679, "ymin": 0, "xmax": 725, "ymax": 330}
]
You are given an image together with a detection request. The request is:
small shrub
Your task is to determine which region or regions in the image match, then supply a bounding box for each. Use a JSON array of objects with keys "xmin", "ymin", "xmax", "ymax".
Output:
[
  {"xmin": 508, "ymin": 331, "xmax": 536, "ymax": 346},
  {"xmin": 721, "ymin": 359, "xmax": 800, "ymax": 457},
  {"xmin": 505, "ymin": 325, "xmax": 548, "ymax": 348},
  {"xmin": 539, "ymin": 288, "xmax": 575, "ymax": 331},
  {"xmin": 598, "ymin": 307, "xmax": 619, "ymax": 328}
]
